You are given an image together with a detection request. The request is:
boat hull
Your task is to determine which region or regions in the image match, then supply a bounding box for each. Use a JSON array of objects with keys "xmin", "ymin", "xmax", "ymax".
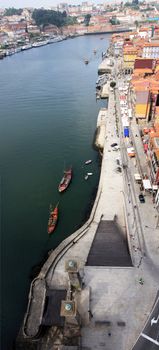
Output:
[
  {"xmin": 47, "ymin": 206, "xmax": 58, "ymax": 234},
  {"xmin": 58, "ymin": 168, "xmax": 72, "ymax": 193},
  {"xmin": 48, "ymin": 224, "xmax": 56, "ymax": 234},
  {"xmin": 85, "ymin": 160, "xmax": 92, "ymax": 165}
]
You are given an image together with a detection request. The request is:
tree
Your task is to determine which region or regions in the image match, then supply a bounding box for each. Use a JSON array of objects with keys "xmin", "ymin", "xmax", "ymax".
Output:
[
  {"xmin": 134, "ymin": 20, "xmax": 139, "ymax": 28},
  {"xmin": 65, "ymin": 16, "xmax": 77, "ymax": 25},
  {"xmin": 84, "ymin": 14, "xmax": 91, "ymax": 26},
  {"xmin": 4, "ymin": 7, "xmax": 23, "ymax": 16},
  {"xmin": 32, "ymin": 9, "xmax": 74, "ymax": 28},
  {"xmin": 132, "ymin": 0, "xmax": 139, "ymax": 4},
  {"xmin": 124, "ymin": 1, "xmax": 139, "ymax": 8},
  {"xmin": 110, "ymin": 15, "xmax": 120, "ymax": 25},
  {"xmin": 110, "ymin": 81, "xmax": 116, "ymax": 88}
]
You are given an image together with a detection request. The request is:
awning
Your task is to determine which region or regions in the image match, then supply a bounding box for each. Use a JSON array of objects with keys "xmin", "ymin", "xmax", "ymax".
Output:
[{"xmin": 143, "ymin": 179, "xmax": 152, "ymax": 190}]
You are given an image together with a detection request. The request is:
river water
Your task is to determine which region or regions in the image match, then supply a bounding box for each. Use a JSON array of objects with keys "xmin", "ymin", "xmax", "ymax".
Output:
[{"xmin": 0, "ymin": 34, "xmax": 111, "ymax": 350}]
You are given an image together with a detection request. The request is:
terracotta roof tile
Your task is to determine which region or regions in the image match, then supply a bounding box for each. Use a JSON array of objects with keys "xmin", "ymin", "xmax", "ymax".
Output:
[{"xmin": 134, "ymin": 58, "xmax": 155, "ymax": 69}]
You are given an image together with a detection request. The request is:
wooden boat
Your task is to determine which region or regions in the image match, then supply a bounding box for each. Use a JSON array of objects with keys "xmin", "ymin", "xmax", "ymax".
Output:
[
  {"xmin": 58, "ymin": 167, "xmax": 72, "ymax": 192},
  {"xmin": 48, "ymin": 203, "xmax": 58, "ymax": 234},
  {"xmin": 85, "ymin": 159, "xmax": 92, "ymax": 165}
]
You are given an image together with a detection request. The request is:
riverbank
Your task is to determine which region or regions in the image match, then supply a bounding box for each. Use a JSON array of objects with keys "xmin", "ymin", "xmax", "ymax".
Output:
[
  {"xmin": 0, "ymin": 34, "xmax": 74, "ymax": 59},
  {"xmin": 0, "ymin": 26, "xmax": 132, "ymax": 60}
]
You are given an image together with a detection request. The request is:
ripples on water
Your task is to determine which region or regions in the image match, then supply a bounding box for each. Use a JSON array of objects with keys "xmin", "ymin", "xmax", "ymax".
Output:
[{"xmin": 0, "ymin": 34, "xmax": 110, "ymax": 350}]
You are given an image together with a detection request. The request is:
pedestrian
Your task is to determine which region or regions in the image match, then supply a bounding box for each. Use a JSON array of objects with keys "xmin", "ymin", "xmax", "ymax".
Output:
[
  {"xmin": 139, "ymin": 278, "xmax": 144, "ymax": 285},
  {"xmin": 88, "ymin": 310, "xmax": 93, "ymax": 318}
]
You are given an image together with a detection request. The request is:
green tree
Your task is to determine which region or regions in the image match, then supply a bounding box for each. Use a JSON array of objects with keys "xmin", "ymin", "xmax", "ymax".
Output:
[
  {"xmin": 110, "ymin": 81, "xmax": 116, "ymax": 88},
  {"xmin": 124, "ymin": 2, "xmax": 131, "ymax": 7},
  {"xmin": 110, "ymin": 16, "xmax": 120, "ymax": 25},
  {"xmin": 132, "ymin": 0, "xmax": 139, "ymax": 4},
  {"xmin": 32, "ymin": 9, "xmax": 74, "ymax": 28},
  {"xmin": 124, "ymin": 1, "xmax": 139, "ymax": 9},
  {"xmin": 134, "ymin": 20, "xmax": 139, "ymax": 28},
  {"xmin": 84, "ymin": 14, "xmax": 91, "ymax": 26},
  {"xmin": 66, "ymin": 16, "xmax": 77, "ymax": 25},
  {"xmin": 4, "ymin": 7, "xmax": 23, "ymax": 16},
  {"xmin": 33, "ymin": 9, "xmax": 62, "ymax": 27}
]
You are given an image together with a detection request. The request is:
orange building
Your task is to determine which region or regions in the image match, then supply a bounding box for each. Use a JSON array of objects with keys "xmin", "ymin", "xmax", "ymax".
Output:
[
  {"xmin": 148, "ymin": 130, "xmax": 159, "ymax": 184},
  {"xmin": 123, "ymin": 46, "xmax": 138, "ymax": 74}
]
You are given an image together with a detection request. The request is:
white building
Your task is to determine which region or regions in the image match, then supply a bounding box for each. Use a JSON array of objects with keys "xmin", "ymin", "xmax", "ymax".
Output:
[
  {"xmin": 81, "ymin": 2, "xmax": 93, "ymax": 13},
  {"xmin": 142, "ymin": 43, "xmax": 159, "ymax": 59}
]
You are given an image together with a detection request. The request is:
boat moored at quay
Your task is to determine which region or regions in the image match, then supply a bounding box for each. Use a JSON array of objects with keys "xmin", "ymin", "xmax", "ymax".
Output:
[
  {"xmin": 47, "ymin": 203, "xmax": 59, "ymax": 234},
  {"xmin": 21, "ymin": 44, "xmax": 32, "ymax": 51},
  {"xmin": 48, "ymin": 35, "xmax": 66, "ymax": 43},
  {"xmin": 32, "ymin": 40, "xmax": 49, "ymax": 48}
]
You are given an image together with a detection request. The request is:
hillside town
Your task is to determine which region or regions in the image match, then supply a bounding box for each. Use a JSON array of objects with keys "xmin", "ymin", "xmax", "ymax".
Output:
[
  {"xmin": 0, "ymin": 1, "xmax": 159, "ymax": 58},
  {"xmin": 111, "ymin": 24, "xmax": 159, "ymax": 199}
]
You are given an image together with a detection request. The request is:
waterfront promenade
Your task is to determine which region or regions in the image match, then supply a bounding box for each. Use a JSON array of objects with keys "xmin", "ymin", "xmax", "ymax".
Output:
[
  {"xmin": 47, "ymin": 90, "xmax": 159, "ymax": 350},
  {"xmin": 17, "ymin": 79, "xmax": 159, "ymax": 349}
]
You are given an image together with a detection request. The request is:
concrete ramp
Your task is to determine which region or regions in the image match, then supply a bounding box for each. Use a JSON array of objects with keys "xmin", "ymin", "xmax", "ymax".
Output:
[{"xmin": 86, "ymin": 220, "xmax": 132, "ymax": 267}]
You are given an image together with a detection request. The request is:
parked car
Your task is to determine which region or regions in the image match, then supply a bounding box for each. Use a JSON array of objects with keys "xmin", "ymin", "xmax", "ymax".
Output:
[
  {"xmin": 112, "ymin": 145, "xmax": 120, "ymax": 151},
  {"xmin": 127, "ymin": 147, "xmax": 135, "ymax": 157},
  {"xmin": 139, "ymin": 194, "xmax": 145, "ymax": 203}
]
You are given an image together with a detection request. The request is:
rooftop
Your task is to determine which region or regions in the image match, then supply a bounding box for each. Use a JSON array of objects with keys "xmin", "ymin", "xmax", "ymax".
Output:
[{"xmin": 134, "ymin": 58, "xmax": 155, "ymax": 70}]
